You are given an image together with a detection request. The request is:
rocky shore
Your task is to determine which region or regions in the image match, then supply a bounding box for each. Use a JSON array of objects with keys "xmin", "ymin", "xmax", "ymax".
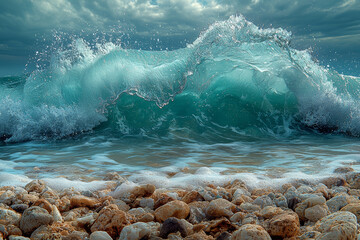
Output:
[{"xmin": 1, "ymin": 167, "xmax": 360, "ymax": 239}]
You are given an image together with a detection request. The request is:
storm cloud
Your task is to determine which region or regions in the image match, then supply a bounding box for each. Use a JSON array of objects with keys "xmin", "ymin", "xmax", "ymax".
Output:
[{"xmin": 0, "ymin": 0, "xmax": 359, "ymax": 75}]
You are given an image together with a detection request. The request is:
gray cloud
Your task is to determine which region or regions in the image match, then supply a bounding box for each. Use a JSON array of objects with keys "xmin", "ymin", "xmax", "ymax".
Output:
[{"xmin": 0, "ymin": 0, "xmax": 359, "ymax": 75}]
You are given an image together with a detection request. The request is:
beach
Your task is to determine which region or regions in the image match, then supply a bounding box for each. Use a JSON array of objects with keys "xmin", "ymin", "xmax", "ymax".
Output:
[{"xmin": 1, "ymin": 167, "xmax": 360, "ymax": 239}]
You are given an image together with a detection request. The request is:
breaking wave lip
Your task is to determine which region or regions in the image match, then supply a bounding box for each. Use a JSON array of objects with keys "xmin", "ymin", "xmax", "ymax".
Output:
[{"xmin": 1, "ymin": 15, "xmax": 360, "ymax": 142}]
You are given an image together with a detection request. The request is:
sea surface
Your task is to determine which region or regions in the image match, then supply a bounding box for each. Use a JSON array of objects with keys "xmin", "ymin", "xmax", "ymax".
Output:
[{"xmin": 1, "ymin": 16, "xmax": 360, "ymax": 190}]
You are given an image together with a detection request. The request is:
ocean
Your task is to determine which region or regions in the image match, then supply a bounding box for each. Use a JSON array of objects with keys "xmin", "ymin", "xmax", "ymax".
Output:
[{"xmin": 1, "ymin": 16, "xmax": 360, "ymax": 190}]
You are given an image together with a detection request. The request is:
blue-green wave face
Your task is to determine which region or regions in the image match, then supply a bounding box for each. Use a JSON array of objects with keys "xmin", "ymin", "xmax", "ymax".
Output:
[{"xmin": 1, "ymin": 16, "xmax": 360, "ymax": 142}]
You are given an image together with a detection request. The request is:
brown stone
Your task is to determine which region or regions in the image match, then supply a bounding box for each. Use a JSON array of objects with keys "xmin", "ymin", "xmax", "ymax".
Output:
[
  {"xmin": 266, "ymin": 212, "xmax": 300, "ymax": 238},
  {"xmin": 206, "ymin": 199, "xmax": 236, "ymax": 218},
  {"xmin": 70, "ymin": 195, "xmax": 99, "ymax": 208},
  {"xmin": 155, "ymin": 200, "xmax": 190, "ymax": 222},
  {"xmin": 232, "ymin": 224, "xmax": 271, "ymax": 240},
  {"xmin": 340, "ymin": 203, "xmax": 360, "ymax": 223},
  {"xmin": 154, "ymin": 193, "xmax": 175, "ymax": 209},
  {"xmin": 182, "ymin": 191, "xmax": 204, "ymax": 204},
  {"xmin": 90, "ymin": 204, "xmax": 131, "ymax": 238},
  {"xmin": 203, "ymin": 218, "xmax": 236, "ymax": 236},
  {"xmin": 32, "ymin": 199, "xmax": 53, "ymax": 213},
  {"xmin": 24, "ymin": 180, "xmax": 46, "ymax": 193}
]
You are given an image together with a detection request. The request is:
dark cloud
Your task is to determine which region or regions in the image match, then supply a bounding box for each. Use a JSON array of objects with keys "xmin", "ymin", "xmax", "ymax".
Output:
[{"xmin": 0, "ymin": 0, "xmax": 359, "ymax": 75}]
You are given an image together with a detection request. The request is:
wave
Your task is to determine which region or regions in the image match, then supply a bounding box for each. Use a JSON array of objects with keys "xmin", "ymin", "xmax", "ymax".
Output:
[{"xmin": 1, "ymin": 15, "xmax": 360, "ymax": 142}]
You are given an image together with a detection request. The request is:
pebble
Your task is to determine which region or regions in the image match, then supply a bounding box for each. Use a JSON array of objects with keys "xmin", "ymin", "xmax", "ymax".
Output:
[
  {"xmin": 20, "ymin": 206, "xmax": 54, "ymax": 235},
  {"xmin": 90, "ymin": 231, "xmax": 112, "ymax": 240},
  {"xmin": 232, "ymin": 224, "xmax": 271, "ymax": 240},
  {"xmin": 206, "ymin": 198, "xmax": 236, "ymax": 218},
  {"xmin": 154, "ymin": 200, "xmax": 190, "ymax": 222}
]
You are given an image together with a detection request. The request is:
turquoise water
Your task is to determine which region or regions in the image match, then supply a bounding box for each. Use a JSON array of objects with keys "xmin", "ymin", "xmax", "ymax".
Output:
[{"xmin": 1, "ymin": 16, "xmax": 360, "ymax": 189}]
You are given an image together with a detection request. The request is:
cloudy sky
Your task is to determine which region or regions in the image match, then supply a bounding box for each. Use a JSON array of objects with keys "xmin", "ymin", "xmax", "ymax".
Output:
[{"xmin": 0, "ymin": 0, "xmax": 360, "ymax": 76}]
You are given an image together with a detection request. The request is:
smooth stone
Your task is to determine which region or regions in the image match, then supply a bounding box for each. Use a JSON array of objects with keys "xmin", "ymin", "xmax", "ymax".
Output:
[
  {"xmin": 10, "ymin": 204, "xmax": 29, "ymax": 213},
  {"xmin": 90, "ymin": 231, "xmax": 112, "ymax": 240},
  {"xmin": 340, "ymin": 203, "xmax": 360, "ymax": 223},
  {"xmin": 231, "ymin": 224, "xmax": 271, "ymax": 240},
  {"xmin": 266, "ymin": 212, "xmax": 300, "ymax": 238},
  {"xmin": 0, "ymin": 208, "xmax": 21, "ymax": 226},
  {"xmin": 326, "ymin": 195, "xmax": 349, "ymax": 213},
  {"xmin": 159, "ymin": 217, "xmax": 188, "ymax": 238},
  {"xmin": 20, "ymin": 206, "xmax": 54, "ymax": 235},
  {"xmin": 119, "ymin": 222, "xmax": 151, "ymax": 240},
  {"xmin": 206, "ymin": 199, "xmax": 236, "ymax": 218},
  {"xmin": 315, "ymin": 211, "xmax": 357, "ymax": 239},
  {"xmin": 24, "ymin": 180, "xmax": 46, "ymax": 193},
  {"xmin": 70, "ymin": 195, "xmax": 99, "ymax": 208},
  {"xmin": 155, "ymin": 200, "xmax": 190, "ymax": 222}
]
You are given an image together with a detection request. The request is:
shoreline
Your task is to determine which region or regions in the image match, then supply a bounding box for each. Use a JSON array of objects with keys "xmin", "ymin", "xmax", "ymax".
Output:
[{"xmin": 0, "ymin": 167, "xmax": 360, "ymax": 239}]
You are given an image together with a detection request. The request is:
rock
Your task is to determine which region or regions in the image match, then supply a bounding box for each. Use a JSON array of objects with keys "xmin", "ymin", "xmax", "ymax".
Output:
[
  {"xmin": 266, "ymin": 212, "xmax": 300, "ymax": 238},
  {"xmin": 182, "ymin": 191, "xmax": 204, "ymax": 204},
  {"xmin": 206, "ymin": 199, "xmax": 236, "ymax": 218},
  {"xmin": 154, "ymin": 200, "xmax": 190, "ymax": 222},
  {"xmin": 3, "ymin": 224, "xmax": 22, "ymax": 236},
  {"xmin": 0, "ymin": 190, "xmax": 15, "ymax": 205},
  {"xmin": 334, "ymin": 167, "xmax": 354, "ymax": 174},
  {"xmin": 0, "ymin": 208, "xmax": 21, "ymax": 226},
  {"xmin": 128, "ymin": 208, "xmax": 154, "ymax": 222},
  {"xmin": 340, "ymin": 203, "xmax": 360, "ymax": 223},
  {"xmin": 326, "ymin": 195, "xmax": 349, "ymax": 213},
  {"xmin": 154, "ymin": 193, "xmax": 175, "ymax": 209},
  {"xmin": 184, "ymin": 230, "xmax": 213, "ymax": 240},
  {"xmin": 62, "ymin": 231, "xmax": 89, "ymax": 240},
  {"xmin": 103, "ymin": 172, "xmax": 125, "ymax": 181},
  {"xmin": 272, "ymin": 193, "xmax": 287, "ymax": 208},
  {"xmin": 29, "ymin": 225, "xmax": 61, "ymax": 239},
  {"xmin": 18, "ymin": 194, "xmax": 39, "ymax": 205},
  {"xmin": 314, "ymin": 211, "xmax": 357, "ymax": 239},
  {"xmin": 24, "ymin": 180, "xmax": 46, "ymax": 193},
  {"xmin": 297, "ymin": 231, "xmax": 321, "ymax": 239},
  {"xmin": 295, "ymin": 196, "xmax": 329, "ymax": 221},
  {"xmin": 70, "ymin": 195, "xmax": 99, "ymax": 208},
  {"xmin": 10, "ymin": 204, "xmax": 28, "ymax": 213},
  {"xmin": 239, "ymin": 202, "xmax": 261, "ymax": 212},
  {"xmin": 253, "ymin": 195, "xmax": 274, "ymax": 208},
  {"xmin": 139, "ymin": 198, "xmax": 154, "ymax": 210},
  {"xmin": 159, "ymin": 217, "xmax": 189, "ymax": 238},
  {"xmin": 90, "ymin": 204, "xmax": 131, "ymax": 238},
  {"xmin": 321, "ymin": 177, "xmax": 347, "ymax": 188},
  {"xmin": 8, "ymin": 236, "xmax": 30, "ymax": 240},
  {"xmin": 259, "ymin": 206, "xmax": 284, "ymax": 219},
  {"xmin": 32, "ymin": 199, "xmax": 52, "ymax": 213},
  {"xmin": 231, "ymin": 224, "xmax": 271, "ymax": 240},
  {"xmin": 90, "ymin": 231, "xmax": 112, "ymax": 240},
  {"xmin": 112, "ymin": 199, "xmax": 130, "ymax": 212},
  {"xmin": 204, "ymin": 218, "xmax": 236, "ymax": 236},
  {"xmin": 119, "ymin": 222, "xmax": 151, "ymax": 240},
  {"xmin": 216, "ymin": 231, "xmax": 231, "ymax": 240},
  {"xmin": 287, "ymin": 196, "xmax": 301, "ymax": 210},
  {"xmin": 230, "ymin": 212, "xmax": 245, "ymax": 223},
  {"xmin": 188, "ymin": 201, "xmax": 208, "ymax": 224},
  {"xmin": 51, "ymin": 205, "xmax": 63, "ymax": 222},
  {"xmin": 20, "ymin": 206, "xmax": 53, "ymax": 235}
]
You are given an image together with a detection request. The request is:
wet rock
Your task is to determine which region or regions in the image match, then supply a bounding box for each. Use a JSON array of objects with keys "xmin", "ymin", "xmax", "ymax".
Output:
[
  {"xmin": 295, "ymin": 196, "xmax": 329, "ymax": 222},
  {"xmin": 33, "ymin": 199, "xmax": 52, "ymax": 213},
  {"xmin": 154, "ymin": 193, "xmax": 175, "ymax": 209},
  {"xmin": 239, "ymin": 202, "xmax": 261, "ymax": 212},
  {"xmin": 90, "ymin": 204, "xmax": 131, "ymax": 238},
  {"xmin": 119, "ymin": 222, "xmax": 151, "ymax": 240},
  {"xmin": 188, "ymin": 201, "xmax": 209, "ymax": 224},
  {"xmin": 253, "ymin": 195, "xmax": 274, "ymax": 208},
  {"xmin": 272, "ymin": 193, "xmax": 287, "ymax": 208},
  {"xmin": 20, "ymin": 206, "xmax": 54, "ymax": 235},
  {"xmin": 340, "ymin": 203, "xmax": 360, "ymax": 223},
  {"xmin": 103, "ymin": 172, "xmax": 125, "ymax": 181},
  {"xmin": 322, "ymin": 177, "xmax": 347, "ymax": 188},
  {"xmin": 128, "ymin": 207, "xmax": 154, "ymax": 222},
  {"xmin": 204, "ymin": 218, "xmax": 236, "ymax": 236},
  {"xmin": 287, "ymin": 196, "xmax": 301, "ymax": 210},
  {"xmin": 182, "ymin": 191, "xmax": 204, "ymax": 204},
  {"xmin": 206, "ymin": 199, "xmax": 236, "ymax": 218},
  {"xmin": 70, "ymin": 195, "xmax": 99, "ymax": 208},
  {"xmin": 184, "ymin": 230, "xmax": 213, "ymax": 240},
  {"xmin": 231, "ymin": 224, "xmax": 271, "ymax": 240},
  {"xmin": 159, "ymin": 217, "xmax": 188, "ymax": 238},
  {"xmin": 259, "ymin": 206, "xmax": 284, "ymax": 219},
  {"xmin": 314, "ymin": 211, "xmax": 357, "ymax": 239},
  {"xmin": 229, "ymin": 212, "xmax": 245, "ymax": 223},
  {"xmin": 297, "ymin": 231, "xmax": 321, "ymax": 239},
  {"xmin": 334, "ymin": 167, "xmax": 354, "ymax": 174},
  {"xmin": 0, "ymin": 190, "xmax": 15, "ymax": 205},
  {"xmin": 265, "ymin": 212, "xmax": 300, "ymax": 238},
  {"xmin": 139, "ymin": 198, "xmax": 154, "ymax": 210},
  {"xmin": 24, "ymin": 180, "xmax": 46, "ymax": 193},
  {"xmin": 326, "ymin": 195, "xmax": 349, "ymax": 213},
  {"xmin": 90, "ymin": 231, "xmax": 112, "ymax": 240},
  {"xmin": 112, "ymin": 199, "xmax": 130, "ymax": 212},
  {"xmin": 18, "ymin": 194, "xmax": 39, "ymax": 205},
  {"xmin": 10, "ymin": 204, "xmax": 28, "ymax": 213},
  {"xmin": 198, "ymin": 188, "xmax": 219, "ymax": 201},
  {"xmin": 8, "ymin": 236, "xmax": 30, "ymax": 240},
  {"xmin": 154, "ymin": 200, "xmax": 190, "ymax": 222},
  {"xmin": 0, "ymin": 208, "xmax": 21, "ymax": 226}
]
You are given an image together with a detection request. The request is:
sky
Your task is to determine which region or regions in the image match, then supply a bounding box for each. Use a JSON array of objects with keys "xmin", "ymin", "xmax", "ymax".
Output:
[{"xmin": 0, "ymin": 0, "xmax": 360, "ymax": 76}]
